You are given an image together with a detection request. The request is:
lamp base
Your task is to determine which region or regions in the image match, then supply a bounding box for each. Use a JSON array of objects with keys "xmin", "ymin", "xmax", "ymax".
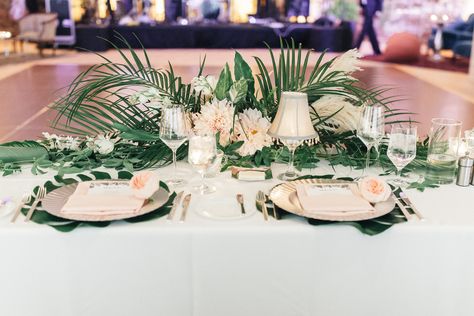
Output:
[{"xmin": 277, "ymin": 170, "xmax": 300, "ymax": 181}]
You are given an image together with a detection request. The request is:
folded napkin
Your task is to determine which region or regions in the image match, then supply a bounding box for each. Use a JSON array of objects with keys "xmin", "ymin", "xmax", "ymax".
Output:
[
  {"xmin": 61, "ymin": 181, "xmax": 145, "ymax": 215},
  {"xmin": 295, "ymin": 183, "xmax": 375, "ymax": 213}
]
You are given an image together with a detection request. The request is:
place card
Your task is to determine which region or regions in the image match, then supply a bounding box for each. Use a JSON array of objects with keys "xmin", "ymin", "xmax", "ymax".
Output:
[{"xmin": 295, "ymin": 183, "xmax": 375, "ymax": 213}]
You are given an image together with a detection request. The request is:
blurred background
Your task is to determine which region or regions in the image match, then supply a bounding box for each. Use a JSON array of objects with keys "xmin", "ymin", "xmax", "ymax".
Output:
[{"xmin": 0, "ymin": 0, "xmax": 473, "ymax": 72}]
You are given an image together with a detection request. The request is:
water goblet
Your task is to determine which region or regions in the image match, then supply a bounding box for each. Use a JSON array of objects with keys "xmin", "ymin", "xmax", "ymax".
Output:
[
  {"xmin": 188, "ymin": 135, "xmax": 218, "ymax": 194},
  {"xmin": 387, "ymin": 125, "xmax": 417, "ymax": 187}
]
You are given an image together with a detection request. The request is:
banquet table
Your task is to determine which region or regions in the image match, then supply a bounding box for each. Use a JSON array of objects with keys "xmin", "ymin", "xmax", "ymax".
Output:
[{"xmin": 0, "ymin": 162, "xmax": 473, "ymax": 316}]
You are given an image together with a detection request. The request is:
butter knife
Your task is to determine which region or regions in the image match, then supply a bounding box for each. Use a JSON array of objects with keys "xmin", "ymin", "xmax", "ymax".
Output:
[
  {"xmin": 392, "ymin": 193, "xmax": 412, "ymax": 221},
  {"xmin": 399, "ymin": 191, "xmax": 425, "ymax": 221},
  {"xmin": 167, "ymin": 191, "xmax": 184, "ymax": 221},
  {"xmin": 236, "ymin": 194, "xmax": 245, "ymax": 214},
  {"xmin": 179, "ymin": 194, "xmax": 192, "ymax": 223}
]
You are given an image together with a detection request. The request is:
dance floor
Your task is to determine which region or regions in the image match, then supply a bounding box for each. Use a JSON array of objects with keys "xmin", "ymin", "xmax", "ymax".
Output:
[{"xmin": 0, "ymin": 49, "xmax": 473, "ymax": 142}]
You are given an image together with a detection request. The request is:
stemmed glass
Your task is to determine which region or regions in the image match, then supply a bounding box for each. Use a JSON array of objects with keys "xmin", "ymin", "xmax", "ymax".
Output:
[
  {"xmin": 357, "ymin": 103, "xmax": 385, "ymax": 170},
  {"xmin": 159, "ymin": 106, "xmax": 189, "ymax": 186},
  {"xmin": 387, "ymin": 125, "xmax": 417, "ymax": 187},
  {"xmin": 188, "ymin": 135, "xmax": 218, "ymax": 194}
]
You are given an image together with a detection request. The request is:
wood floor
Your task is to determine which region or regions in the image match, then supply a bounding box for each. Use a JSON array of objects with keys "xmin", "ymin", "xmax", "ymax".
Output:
[{"xmin": 0, "ymin": 49, "xmax": 473, "ymax": 142}]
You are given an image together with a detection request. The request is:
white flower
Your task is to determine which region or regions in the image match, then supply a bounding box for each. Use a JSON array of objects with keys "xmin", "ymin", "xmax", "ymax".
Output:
[
  {"xmin": 191, "ymin": 75, "xmax": 217, "ymax": 96},
  {"xmin": 61, "ymin": 136, "xmax": 81, "ymax": 151},
  {"xmin": 328, "ymin": 49, "xmax": 362, "ymax": 75},
  {"xmin": 234, "ymin": 109, "xmax": 273, "ymax": 156},
  {"xmin": 193, "ymin": 99, "xmax": 235, "ymax": 146},
  {"xmin": 94, "ymin": 135, "xmax": 115, "ymax": 155},
  {"xmin": 148, "ymin": 96, "xmax": 173, "ymax": 110},
  {"xmin": 311, "ymin": 95, "xmax": 360, "ymax": 134},
  {"xmin": 358, "ymin": 177, "xmax": 392, "ymax": 203},
  {"xmin": 85, "ymin": 136, "xmax": 96, "ymax": 150},
  {"xmin": 41, "ymin": 133, "xmax": 81, "ymax": 151}
]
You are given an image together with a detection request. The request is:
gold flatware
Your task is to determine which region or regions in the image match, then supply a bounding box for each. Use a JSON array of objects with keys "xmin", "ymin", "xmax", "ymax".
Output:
[
  {"xmin": 236, "ymin": 194, "xmax": 245, "ymax": 215},
  {"xmin": 256, "ymin": 191, "xmax": 268, "ymax": 221},
  {"xmin": 11, "ymin": 194, "xmax": 31, "ymax": 223},
  {"xmin": 179, "ymin": 194, "xmax": 192, "ymax": 223},
  {"xmin": 167, "ymin": 191, "xmax": 184, "ymax": 221},
  {"xmin": 25, "ymin": 186, "xmax": 46, "ymax": 222},
  {"xmin": 399, "ymin": 191, "xmax": 425, "ymax": 221},
  {"xmin": 392, "ymin": 193, "xmax": 411, "ymax": 221}
]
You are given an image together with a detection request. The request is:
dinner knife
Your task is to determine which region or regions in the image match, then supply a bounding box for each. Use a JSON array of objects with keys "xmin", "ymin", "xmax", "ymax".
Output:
[
  {"xmin": 392, "ymin": 193, "xmax": 412, "ymax": 221},
  {"xmin": 167, "ymin": 191, "xmax": 184, "ymax": 221},
  {"xmin": 11, "ymin": 194, "xmax": 30, "ymax": 223},
  {"xmin": 179, "ymin": 194, "xmax": 192, "ymax": 223},
  {"xmin": 399, "ymin": 191, "xmax": 425, "ymax": 221}
]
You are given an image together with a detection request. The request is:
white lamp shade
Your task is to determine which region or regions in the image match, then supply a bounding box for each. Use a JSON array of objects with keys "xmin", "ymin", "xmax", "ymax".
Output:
[{"xmin": 268, "ymin": 91, "xmax": 318, "ymax": 140}]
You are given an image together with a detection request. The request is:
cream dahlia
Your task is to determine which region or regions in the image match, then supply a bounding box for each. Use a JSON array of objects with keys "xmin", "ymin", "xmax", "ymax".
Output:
[
  {"xmin": 234, "ymin": 108, "xmax": 273, "ymax": 156},
  {"xmin": 192, "ymin": 99, "xmax": 235, "ymax": 146}
]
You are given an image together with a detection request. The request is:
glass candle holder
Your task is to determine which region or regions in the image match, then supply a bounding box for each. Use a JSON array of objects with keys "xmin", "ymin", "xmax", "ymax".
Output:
[{"xmin": 426, "ymin": 118, "xmax": 462, "ymax": 184}]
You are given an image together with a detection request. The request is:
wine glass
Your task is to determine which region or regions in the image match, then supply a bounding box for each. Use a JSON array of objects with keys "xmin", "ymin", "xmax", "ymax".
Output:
[
  {"xmin": 188, "ymin": 135, "xmax": 218, "ymax": 194},
  {"xmin": 387, "ymin": 125, "xmax": 417, "ymax": 187},
  {"xmin": 357, "ymin": 103, "xmax": 385, "ymax": 170},
  {"xmin": 159, "ymin": 106, "xmax": 189, "ymax": 186}
]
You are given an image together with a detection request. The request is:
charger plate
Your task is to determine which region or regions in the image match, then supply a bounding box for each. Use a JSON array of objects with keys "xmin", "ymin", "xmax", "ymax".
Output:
[
  {"xmin": 41, "ymin": 180, "xmax": 169, "ymax": 222},
  {"xmin": 269, "ymin": 179, "xmax": 395, "ymax": 222}
]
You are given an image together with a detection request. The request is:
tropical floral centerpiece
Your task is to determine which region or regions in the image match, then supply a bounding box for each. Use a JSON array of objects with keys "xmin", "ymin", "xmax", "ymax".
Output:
[{"xmin": 0, "ymin": 35, "xmax": 428, "ymax": 179}]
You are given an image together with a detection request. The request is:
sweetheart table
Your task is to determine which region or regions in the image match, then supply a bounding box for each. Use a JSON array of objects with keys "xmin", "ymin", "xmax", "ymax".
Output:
[{"xmin": 0, "ymin": 162, "xmax": 473, "ymax": 316}]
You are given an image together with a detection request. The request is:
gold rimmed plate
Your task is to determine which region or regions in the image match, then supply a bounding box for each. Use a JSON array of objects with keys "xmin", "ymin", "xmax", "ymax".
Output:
[
  {"xmin": 269, "ymin": 179, "xmax": 395, "ymax": 222},
  {"xmin": 41, "ymin": 180, "xmax": 169, "ymax": 222}
]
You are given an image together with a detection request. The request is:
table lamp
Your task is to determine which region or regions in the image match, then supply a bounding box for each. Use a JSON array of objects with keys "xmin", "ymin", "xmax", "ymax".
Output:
[{"xmin": 268, "ymin": 91, "xmax": 319, "ymax": 180}]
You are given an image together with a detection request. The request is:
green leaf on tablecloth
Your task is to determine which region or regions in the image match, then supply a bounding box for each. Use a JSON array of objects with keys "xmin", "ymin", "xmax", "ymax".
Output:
[
  {"xmin": 21, "ymin": 170, "xmax": 173, "ymax": 232},
  {"xmin": 407, "ymin": 179, "xmax": 440, "ymax": 192},
  {"xmin": 50, "ymin": 222, "xmax": 82, "ymax": 232},
  {"xmin": 90, "ymin": 171, "xmax": 112, "ymax": 180},
  {"xmin": 118, "ymin": 170, "xmax": 134, "ymax": 180},
  {"xmin": 77, "ymin": 174, "xmax": 94, "ymax": 182}
]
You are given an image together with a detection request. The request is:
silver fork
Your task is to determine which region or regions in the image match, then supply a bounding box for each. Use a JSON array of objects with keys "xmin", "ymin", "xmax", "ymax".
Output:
[
  {"xmin": 11, "ymin": 194, "xmax": 31, "ymax": 223},
  {"xmin": 256, "ymin": 191, "xmax": 269, "ymax": 221},
  {"xmin": 25, "ymin": 186, "xmax": 46, "ymax": 222}
]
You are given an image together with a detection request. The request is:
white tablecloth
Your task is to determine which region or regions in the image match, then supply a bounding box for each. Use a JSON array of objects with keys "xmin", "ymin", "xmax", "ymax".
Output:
[{"xmin": 0, "ymin": 162, "xmax": 473, "ymax": 316}]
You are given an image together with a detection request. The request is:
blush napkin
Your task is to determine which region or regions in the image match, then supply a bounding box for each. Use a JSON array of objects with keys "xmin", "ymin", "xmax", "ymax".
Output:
[
  {"xmin": 295, "ymin": 183, "xmax": 375, "ymax": 213},
  {"xmin": 61, "ymin": 181, "xmax": 145, "ymax": 215}
]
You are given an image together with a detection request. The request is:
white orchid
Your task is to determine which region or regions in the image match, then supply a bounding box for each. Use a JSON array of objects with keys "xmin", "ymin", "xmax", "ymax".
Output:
[
  {"xmin": 193, "ymin": 99, "xmax": 234, "ymax": 146},
  {"xmin": 311, "ymin": 95, "xmax": 360, "ymax": 134},
  {"xmin": 191, "ymin": 75, "xmax": 217, "ymax": 96},
  {"xmin": 234, "ymin": 109, "xmax": 273, "ymax": 156}
]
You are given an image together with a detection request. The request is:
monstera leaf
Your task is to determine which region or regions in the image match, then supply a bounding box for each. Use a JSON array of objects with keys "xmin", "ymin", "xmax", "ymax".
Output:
[{"xmin": 0, "ymin": 141, "xmax": 48, "ymax": 163}]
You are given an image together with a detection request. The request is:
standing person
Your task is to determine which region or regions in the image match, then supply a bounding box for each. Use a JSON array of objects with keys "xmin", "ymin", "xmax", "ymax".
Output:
[{"xmin": 355, "ymin": 0, "xmax": 383, "ymax": 55}]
